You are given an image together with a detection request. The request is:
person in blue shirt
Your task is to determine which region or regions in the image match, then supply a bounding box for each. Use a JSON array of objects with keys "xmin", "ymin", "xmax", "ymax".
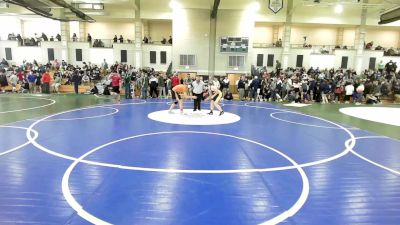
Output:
[{"xmin": 27, "ymin": 71, "xmax": 37, "ymax": 93}]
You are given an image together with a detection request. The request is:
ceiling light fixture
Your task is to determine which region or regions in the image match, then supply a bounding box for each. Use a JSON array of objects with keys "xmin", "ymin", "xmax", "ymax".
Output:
[
  {"xmin": 248, "ymin": 1, "xmax": 260, "ymax": 11},
  {"xmin": 169, "ymin": 0, "xmax": 181, "ymax": 9},
  {"xmin": 334, "ymin": 4, "xmax": 343, "ymax": 14}
]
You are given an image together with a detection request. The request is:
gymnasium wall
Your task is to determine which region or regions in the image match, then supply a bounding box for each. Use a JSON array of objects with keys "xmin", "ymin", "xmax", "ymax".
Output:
[
  {"xmin": 86, "ymin": 22, "xmax": 136, "ymax": 40},
  {"xmin": 365, "ymin": 29, "xmax": 400, "ymax": 48},
  {"xmin": 253, "ymin": 24, "xmax": 274, "ymax": 44},
  {"xmin": 148, "ymin": 20, "xmax": 172, "ymax": 42},
  {"xmin": 0, "ymin": 16, "xmax": 22, "ymax": 41},
  {"xmin": 172, "ymin": 8, "xmax": 210, "ymax": 74},
  {"xmin": 214, "ymin": 9, "xmax": 256, "ymax": 75},
  {"xmin": 142, "ymin": 44, "xmax": 172, "ymax": 71},
  {"xmin": 343, "ymin": 28, "xmax": 356, "ymax": 47},
  {"xmin": 113, "ymin": 43, "xmax": 136, "ymax": 67},
  {"xmin": 290, "ymin": 26, "xmax": 338, "ymax": 46},
  {"xmin": 22, "ymin": 18, "xmax": 61, "ymax": 39}
]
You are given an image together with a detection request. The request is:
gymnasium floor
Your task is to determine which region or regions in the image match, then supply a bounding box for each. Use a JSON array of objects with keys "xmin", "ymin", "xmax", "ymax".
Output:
[{"xmin": 1, "ymin": 94, "xmax": 399, "ymax": 225}]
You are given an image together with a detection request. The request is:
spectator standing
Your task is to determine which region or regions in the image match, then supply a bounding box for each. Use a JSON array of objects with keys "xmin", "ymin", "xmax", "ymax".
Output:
[
  {"xmin": 149, "ymin": 75, "xmax": 158, "ymax": 98},
  {"xmin": 237, "ymin": 76, "xmax": 245, "ymax": 101},
  {"xmin": 141, "ymin": 74, "xmax": 149, "ymax": 99},
  {"xmin": 344, "ymin": 82, "xmax": 354, "ymax": 103},
  {"xmin": 168, "ymin": 36, "xmax": 173, "ymax": 44},
  {"xmin": 27, "ymin": 71, "xmax": 37, "ymax": 93},
  {"xmin": 222, "ymin": 76, "xmax": 230, "ymax": 96},
  {"xmin": 35, "ymin": 72, "xmax": 42, "ymax": 93},
  {"xmin": 41, "ymin": 70, "xmax": 51, "ymax": 94},
  {"xmin": 9, "ymin": 72, "xmax": 18, "ymax": 93},
  {"xmin": 171, "ymin": 73, "xmax": 180, "ymax": 88},
  {"xmin": 87, "ymin": 33, "xmax": 92, "ymax": 44},
  {"xmin": 123, "ymin": 71, "xmax": 132, "ymax": 99},
  {"xmin": 158, "ymin": 74, "xmax": 166, "ymax": 98},
  {"xmin": 110, "ymin": 71, "xmax": 122, "ymax": 103},
  {"xmin": 71, "ymin": 71, "xmax": 80, "ymax": 94}
]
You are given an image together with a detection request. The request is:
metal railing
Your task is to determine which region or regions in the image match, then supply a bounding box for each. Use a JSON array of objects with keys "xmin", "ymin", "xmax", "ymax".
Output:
[
  {"xmin": 290, "ymin": 44, "xmax": 355, "ymax": 54},
  {"xmin": 68, "ymin": 38, "xmax": 135, "ymax": 48},
  {"xmin": 253, "ymin": 43, "xmax": 282, "ymax": 48},
  {"xmin": 142, "ymin": 41, "xmax": 172, "ymax": 46}
]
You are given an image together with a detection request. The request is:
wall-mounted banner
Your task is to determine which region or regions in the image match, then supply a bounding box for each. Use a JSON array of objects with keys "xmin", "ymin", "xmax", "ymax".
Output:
[{"xmin": 269, "ymin": 0, "xmax": 283, "ymax": 14}]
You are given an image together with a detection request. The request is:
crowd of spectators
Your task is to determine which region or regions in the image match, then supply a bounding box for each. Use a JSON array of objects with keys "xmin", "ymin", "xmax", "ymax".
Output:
[
  {"xmin": 6, "ymin": 32, "xmax": 61, "ymax": 46},
  {"xmin": 1, "ymin": 57, "xmax": 399, "ymax": 104},
  {"xmin": 245, "ymin": 61, "xmax": 399, "ymax": 104},
  {"xmin": 143, "ymin": 36, "xmax": 172, "ymax": 44}
]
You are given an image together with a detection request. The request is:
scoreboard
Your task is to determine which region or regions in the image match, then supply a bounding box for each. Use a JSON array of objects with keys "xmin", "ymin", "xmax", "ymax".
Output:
[{"xmin": 220, "ymin": 37, "xmax": 249, "ymax": 53}]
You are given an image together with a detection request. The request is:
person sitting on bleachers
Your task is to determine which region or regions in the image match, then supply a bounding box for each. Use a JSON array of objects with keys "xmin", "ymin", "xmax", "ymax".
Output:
[
  {"xmin": 161, "ymin": 37, "xmax": 167, "ymax": 44},
  {"xmin": 320, "ymin": 45, "xmax": 329, "ymax": 54},
  {"xmin": 49, "ymin": 36, "xmax": 54, "ymax": 41},
  {"xmin": 41, "ymin": 33, "xmax": 48, "ymax": 41},
  {"xmin": 72, "ymin": 33, "xmax": 78, "ymax": 42},
  {"xmin": 168, "ymin": 36, "xmax": 173, "ymax": 44},
  {"xmin": 276, "ymin": 38, "xmax": 282, "ymax": 47},
  {"xmin": 52, "ymin": 73, "xmax": 62, "ymax": 93},
  {"xmin": 90, "ymin": 84, "xmax": 99, "ymax": 95},
  {"xmin": 365, "ymin": 41, "xmax": 373, "ymax": 49},
  {"xmin": 87, "ymin": 33, "xmax": 92, "ymax": 43},
  {"xmin": 119, "ymin": 35, "xmax": 124, "ymax": 43},
  {"xmin": 143, "ymin": 36, "xmax": 149, "ymax": 44},
  {"xmin": 224, "ymin": 90, "xmax": 233, "ymax": 101},
  {"xmin": 56, "ymin": 34, "xmax": 61, "ymax": 41},
  {"xmin": 113, "ymin": 35, "xmax": 118, "ymax": 43}
]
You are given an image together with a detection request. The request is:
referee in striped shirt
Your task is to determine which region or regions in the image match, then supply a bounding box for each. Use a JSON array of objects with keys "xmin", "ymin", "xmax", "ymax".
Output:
[{"xmin": 192, "ymin": 76, "xmax": 205, "ymax": 111}]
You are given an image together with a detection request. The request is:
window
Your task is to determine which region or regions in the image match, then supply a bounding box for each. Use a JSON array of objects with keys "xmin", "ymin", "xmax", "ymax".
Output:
[
  {"xmin": 256, "ymin": 54, "xmax": 263, "ymax": 67},
  {"xmin": 76, "ymin": 49, "xmax": 82, "ymax": 62},
  {"xmin": 228, "ymin": 55, "xmax": 245, "ymax": 67},
  {"xmin": 5, "ymin": 48, "xmax": 12, "ymax": 60},
  {"xmin": 121, "ymin": 50, "xmax": 127, "ymax": 63},
  {"xmin": 296, "ymin": 55, "xmax": 303, "ymax": 68},
  {"xmin": 369, "ymin": 57, "xmax": 376, "ymax": 70},
  {"xmin": 267, "ymin": 54, "xmax": 274, "ymax": 67},
  {"xmin": 150, "ymin": 51, "xmax": 156, "ymax": 64},
  {"xmin": 160, "ymin": 51, "xmax": 167, "ymax": 64},
  {"xmin": 48, "ymin": 48, "xmax": 55, "ymax": 61},
  {"xmin": 341, "ymin": 56, "xmax": 348, "ymax": 69},
  {"xmin": 179, "ymin": 54, "xmax": 196, "ymax": 66}
]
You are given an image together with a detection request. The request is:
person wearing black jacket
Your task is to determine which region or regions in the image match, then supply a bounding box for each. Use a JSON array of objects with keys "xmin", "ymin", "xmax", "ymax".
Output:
[
  {"xmin": 237, "ymin": 76, "xmax": 245, "ymax": 101},
  {"xmin": 71, "ymin": 71, "xmax": 80, "ymax": 94},
  {"xmin": 250, "ymin": 76, "xmax": 260, "ymax": 102}
]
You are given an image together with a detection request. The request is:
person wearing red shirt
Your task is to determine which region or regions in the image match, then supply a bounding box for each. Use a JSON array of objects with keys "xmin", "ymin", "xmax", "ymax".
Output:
[
  {"xmin": 110, "ymin": 71, "xmax": 121, "ymax": 103},
  {"xmin": 17, "ymin": 70, "xmax": 24, "ymax": 82},
  {"xmin": 41, "ymin": 71, "xmax": 51, "ymax": 94},
  {"xmin": 171, "ymin": 73, "xmax": 180, "ymax": 88}
]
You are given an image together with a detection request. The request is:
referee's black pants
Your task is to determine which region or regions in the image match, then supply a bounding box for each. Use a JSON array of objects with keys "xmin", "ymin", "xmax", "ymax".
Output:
[{"xmin": 193, "ymin": 93, "xmax": 202, "ymax": 110}]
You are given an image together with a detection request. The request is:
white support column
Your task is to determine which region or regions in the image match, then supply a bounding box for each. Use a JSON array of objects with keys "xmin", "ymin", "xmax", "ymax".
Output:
[
  {"xmin": 281, "ymin": 0, "xmax": 293, "ymax": 69},
  {"xmin": 135, "ymin": 21, "xmax": 143, "ymax": 68},
  {"xmin": 282, "ymin": 25, "xmax": 291, "ymax": 69},
  {"xmin": 272, "ymin": 25, "xmax": 279, "ymax": 44},
  {"xmin": 398, "ymin": 31, "xmax": 400, "ymax": 48},
  {"xmin": 134, "ymin": 0, "xmax": 142, "ymax": 68},
  {"xmin": 336, "ymin": 27, "xmax": 344, "ymax": 47},
  {"xmin": 354, "ymin": 2, "xmax": 368, "ymax": 74},
  {"xmin": 60, "ymin": 21, "xmax": 70, "ymax": 62},
  {"xmin": 79, "ymin": 22, "xmax": 86, "ymax": 42},
  {"xmin": 20, "ymin": 20, "xmax": 25, "ymax": 39},
  {"xmin": 142, "ymin": 20, "xmax": 149, "ymax": 38}
]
